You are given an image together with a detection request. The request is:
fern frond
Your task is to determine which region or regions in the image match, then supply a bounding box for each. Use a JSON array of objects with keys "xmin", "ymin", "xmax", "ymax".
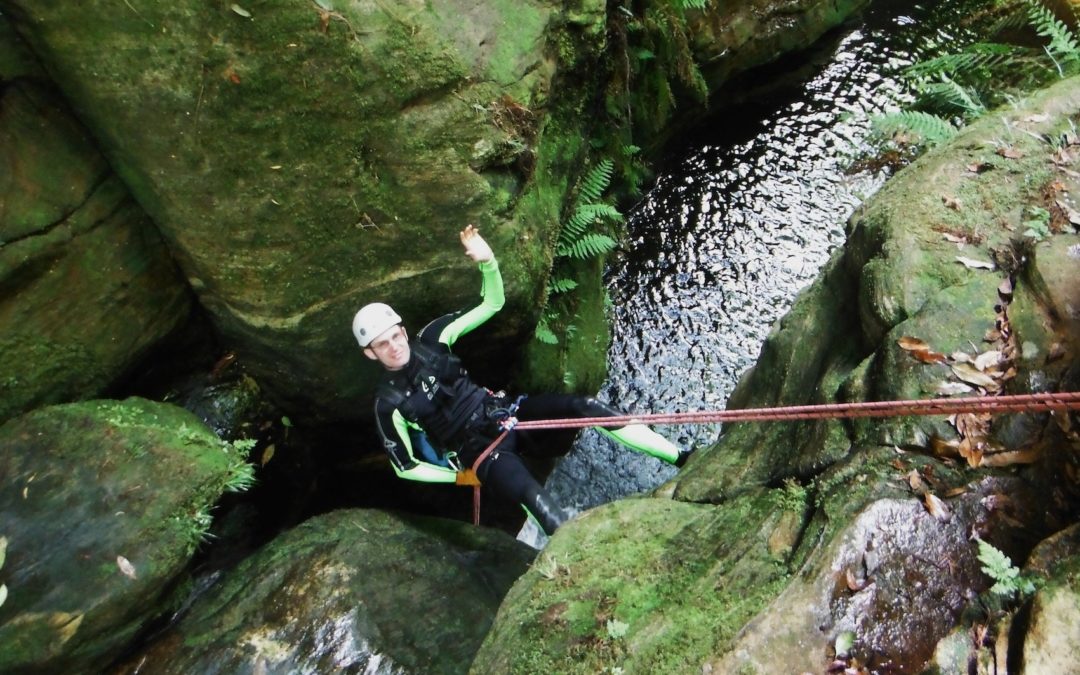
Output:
[
  {"xmin": 577, "ymin": 159, "xmax": 615, "ymax": 205},
  {"xmin": 1025, "ymin": 0, "xmax": 1080, "ymax": 68},
  {"xmin": 915, "ymin": 73, "xmax": 986, "ymax": 116},
  {"xmin": 906, "ymin": 43, "xmax": 1022, "ymax": 79},
  {"xmin": 558, "ymin": 233, "xmax": 618, "ymax": 259},
  {"xmin": 535, "ymin": 322, "xmax": 559, "ymax": 344},
  {"xmin": 674, "ymin": 0, "xmax": 708, "ymax": 9},
  {"xmin": 872, "ymin": 111, "xmax": 958, "ymax": 145},
  {"xmin": 547, "ymin": 278, "xmax": 579, "ymax": 294}
]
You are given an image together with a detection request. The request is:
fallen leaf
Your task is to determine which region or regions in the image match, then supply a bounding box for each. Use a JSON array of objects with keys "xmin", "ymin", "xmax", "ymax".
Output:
[
  {"xmin": 934, "ymin": 381, "xmax": 973, "ymax": 396},
  {"xmin": 930, "ymin": 436, "xmax": 961, "ymax": 458},
  {"xmin": 230, "ymin": 4, "xmax": 252, "ymax": 17},
  {"xmin": 913, "ymin": 349, "xmax": 948, "ymax": 364},
  {"xmin": 942, "ymin": 195, "xmax": 962, "ymax": 210},
  {"xmin": 906, "ymin": 469, "xmax": 926, "ymax": 493},
  {"xmin": 944, "ymin": 486, "xmax": 969, "ymax": 497},
  {"xmin": 1057, "ymin": 199, "xmax": 1080, "ymax": 225},
  {"xmin": 950, "ymin": 351, "xmax": 972, "ymax": 364},
  {"xmin": 973, "ymin": 350, "xmax": 1002, "ymax": 371},
  {"xmin": 951, "ymin": 362, "xmax": 999, "ymax": 388},
  {"xmin": 966, "ymin": 162, "xmax": 992, "ymax": 173},
  {"xmin": 845, "ymin": 569, "xmax": 869, "ymax": 592},
  {"xmin": 898, "ymin": 336, "xmax": 931, "ymax": 352},
  {"xmin": 117, "ymin": 556, "xmax": 137, "ymax": 580},
  {"xmin": 997, "ymin": 146, "xmax": 1024, "ymax": 159},
  {"xmin": 979, "ymin": 447, "xmax": 1041, "ymax": 466},
  {"xmin": 923, "ymin": 492, "xmax": 952, "ymax": 522},
  {"xmin": 261, "ymin": 444, "xmax": 276, "ymax": 466},
  {"xmin": 1048, "ymin": 342, "xmax": 1067, "ymax": 362},
  {"xmin": 956, "ymin": 256, "xmax": 995, "ymax": 270},
  {"xmin": 997, "ymin": 277, "xmax": 1014, "ymax": 298}
]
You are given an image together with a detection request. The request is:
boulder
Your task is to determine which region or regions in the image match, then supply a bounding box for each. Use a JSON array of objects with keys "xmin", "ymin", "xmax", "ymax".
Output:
[
  {"xmin": 0, "ymin": 75, "xmax": 191, "ymax": 424},
  {"xmin": 112, "ymin": 509, "xmax": 535, "ymax": 674},
  {"xmin": 0, "ymin": 398, "xmax": 250, "ymax": 673},
  {"xmin": 0, "ymin": 0, "xmax": 577, "ymax": 420},
  {"xmin": 475, "ymin": 74, "xmax": 1080, "ymax": 673}
]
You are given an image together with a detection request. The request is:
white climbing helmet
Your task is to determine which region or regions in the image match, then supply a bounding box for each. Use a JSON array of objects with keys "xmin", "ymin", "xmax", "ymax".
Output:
[{"xmin": 352, "ymin": 303, "xmax": 402, "ymax": 348}]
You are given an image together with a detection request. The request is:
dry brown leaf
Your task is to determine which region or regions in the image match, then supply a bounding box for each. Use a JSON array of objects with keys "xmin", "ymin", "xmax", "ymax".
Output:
[
  {"xmin": 930, "ymin": 436, "xmax": 962, "ymax": 458},
  {"xmin": 973, "ymin": 350, "xmax": 1002, "ymax": 371},
  {"xmin": 1048, "ymin": 342, "xmax": 1067, "ymax": 362},
  {"xmin": 984, "ymin": 328, "xmax": 1002, "ymax": 343},
  {"xmin": 913, "ymin": 349, "xmax": 948, "ymax": 364},
  {"xmin": 942, "ymin": 232, "xmax": 968, "ymax": 246},
  {"xmin": 898, "ymin": 336, "xmax": 931, "ymax": 352},
  {"xmin": 906, "ymin": 469, "xmax": 926, "ymax": 493},
  {"xmin": 956, "ymin": 255, "xmax": 995, "ymax": 270},
  {"xmin": 934, "ymin": 381, "xmax": 974, "ymax": 396},
  {"xmin": 951, "ymin": 362, "xmax": 999, "ymax": 388},
  {"xmin": 979, "ymin": 447, "xmax": 1041, "ymax": 466},
  {"xmin": 260, "ymin": 444, "xmax": 276, "ymax": 466},
  {"xmin": 966, "ymin": 162, "xmax": 992, "ymax": 173},
  {"xmin": 997, "ymin": 146, "xmax": 1024, "ymax": 159},
  {"xmin": 943, "ymin": 486, "xmax": 969, "ymax": 498},
  {"xmin": 845, "ymin": 567, "xmax": 870, "ymax": 591},
  {"xmin": 923, "ymin": 492, "xmax": 952, "ymax": 522}
]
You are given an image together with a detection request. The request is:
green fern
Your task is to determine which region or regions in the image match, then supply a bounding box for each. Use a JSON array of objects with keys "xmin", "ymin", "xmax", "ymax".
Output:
[
  {"xmin": 914, "ymin": 73, "xmax": 987, "ymax": 117},
  {"xmin": 976, "ymin": 538, "xmax": 1036, "ymax": 599},
  {"xmin": 547, "ymin": 277, "xmax": 579, "ymax": 294},
  {"xmin": 558, "ymin": 232, "xmax": 619, "ymax": 260},
  {"xmin": 1025, "ymin": 0, "xmax": 1080, "ymax": 69},
  {"xmin": 535, "ymin": 320, "xmax": 559, "ymax": 345},
  {"xmin": 577, "ymin": 158, "xmax": 614, "ymax": 205},
  {"xmin": 872, "ymin": 110, "xmax": 958, "ymax": 145}
]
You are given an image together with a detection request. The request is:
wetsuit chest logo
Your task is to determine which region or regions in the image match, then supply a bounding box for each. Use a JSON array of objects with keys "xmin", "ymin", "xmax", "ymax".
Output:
[{"xmin": 421, "ymin": 375, "xmax": 438, "ymax": 399}]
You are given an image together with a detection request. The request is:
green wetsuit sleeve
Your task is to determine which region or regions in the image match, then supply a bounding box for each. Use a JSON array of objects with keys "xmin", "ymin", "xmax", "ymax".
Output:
[
  {"xmin": 379, "ymin": 407, "xmax": 457, "ymax": 484},
  {"xmin": 437, "ymin": 258, "xmax": 505, "ymax": 346}
]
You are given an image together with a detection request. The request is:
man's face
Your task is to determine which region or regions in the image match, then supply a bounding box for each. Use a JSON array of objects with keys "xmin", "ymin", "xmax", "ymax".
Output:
[{"xmin": 364, "ymin": 325, "xmax": 410, "ymax": 371}]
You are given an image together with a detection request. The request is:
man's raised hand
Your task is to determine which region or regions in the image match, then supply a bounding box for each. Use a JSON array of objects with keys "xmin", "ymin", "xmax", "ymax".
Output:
[{"xmin": 460, "ymin": 224, "xmax": 494, "ymax": 263}]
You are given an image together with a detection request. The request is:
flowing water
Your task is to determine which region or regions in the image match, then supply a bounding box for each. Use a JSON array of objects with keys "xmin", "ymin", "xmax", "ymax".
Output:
[{"xmin": 543, "ymin": 0, "xmax": 984, "ymax": 515}]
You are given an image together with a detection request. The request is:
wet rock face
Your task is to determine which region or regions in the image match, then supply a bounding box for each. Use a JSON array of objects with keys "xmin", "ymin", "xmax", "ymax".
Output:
[
  {"xmin": 478, "ymin": 76, "xmax": 1080, "ymax": 672},
  {"xmin": 0, "ymin": 399, "xmax": 245, "ymax": 673},
  {"xmin": 0, "ymin": 0, "xmax": 567, "ymax": 421},
  {"xmin": 0, "ymin": 79, "xmax": 191, "ymax": 424},
  {"xmin": 112, "ymin": 509, "xmax": 535, "ymax": 675}
]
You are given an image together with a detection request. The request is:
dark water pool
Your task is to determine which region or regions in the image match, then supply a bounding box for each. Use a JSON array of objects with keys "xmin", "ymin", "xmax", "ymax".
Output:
[{"xmin": 545, "ymin": 0, "xmax": 985, "ymax": 514}]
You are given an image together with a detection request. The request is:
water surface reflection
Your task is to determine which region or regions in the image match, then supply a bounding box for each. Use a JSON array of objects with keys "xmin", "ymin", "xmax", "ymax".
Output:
[{"xmin": 546, "ymin": 0, "xmax": 982, "ymax": 512}]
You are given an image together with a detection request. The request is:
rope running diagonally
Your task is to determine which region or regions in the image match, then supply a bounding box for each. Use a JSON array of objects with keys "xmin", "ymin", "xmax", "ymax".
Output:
[{"xmin": 467, "ymin": 391, "xmax": 1080, "ymax": 525}]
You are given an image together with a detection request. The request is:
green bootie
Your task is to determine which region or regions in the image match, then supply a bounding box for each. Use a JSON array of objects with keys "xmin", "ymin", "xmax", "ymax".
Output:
[{"xmin": 599, "ymin": 424, "xmax": 683, "ymax": 464}]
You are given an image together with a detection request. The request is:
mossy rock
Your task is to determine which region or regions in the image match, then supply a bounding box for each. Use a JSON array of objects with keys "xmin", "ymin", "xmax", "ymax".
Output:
[
  {"xmin": 1, "ymin": 0, "xmax": 573, "ymax": 421},
  {"xmin": 113, "ymin": 508, "xmax": 535, "ymax": 674},
  {"xmin": 0, "ymin": 398, "xmax": 246, "ymax": 673},
  {"xmin": 0, "ymin": 80, "xmax": 190, "ymax": 424}
]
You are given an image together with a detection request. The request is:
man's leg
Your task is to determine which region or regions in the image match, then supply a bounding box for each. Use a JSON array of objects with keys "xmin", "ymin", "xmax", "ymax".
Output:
[
  {"xmin": 518, "ymin": 393, "xmax": 690, "ymax": 465},
  {"xmin": 477, "ymin": 446, "xmax": 567, "ymax": 535}
]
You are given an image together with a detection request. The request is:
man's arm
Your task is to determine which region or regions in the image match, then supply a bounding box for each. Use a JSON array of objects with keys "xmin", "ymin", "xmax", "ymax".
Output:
[
  {"xmin": 374, "ymin": 399, "xmax": 458, "ymax": 483},
  {"xmin": 417, "ymin": 226, "xmax": 505, "ymax": 347}
]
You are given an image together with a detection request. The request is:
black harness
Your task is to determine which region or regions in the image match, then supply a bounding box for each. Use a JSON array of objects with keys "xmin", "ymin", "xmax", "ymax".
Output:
[{"xmin": 376, "ymin": 342, "xmax": 494, "ymax": 455}]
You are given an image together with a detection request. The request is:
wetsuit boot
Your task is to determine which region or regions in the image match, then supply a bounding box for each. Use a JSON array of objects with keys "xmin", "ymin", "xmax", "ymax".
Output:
[{"xmin": 523, "ymin": 485, "xmax": 567, "ymax": 536}]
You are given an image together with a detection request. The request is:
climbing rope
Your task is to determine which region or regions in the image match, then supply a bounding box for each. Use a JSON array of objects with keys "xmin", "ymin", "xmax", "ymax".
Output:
[
  {"xmin": 467, "ymin": 391, "xmax": 1080, "ymax": 525},
  {"xmin": 509, "ymin": 391, "xmax": 1080, "ymax": 431}
]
